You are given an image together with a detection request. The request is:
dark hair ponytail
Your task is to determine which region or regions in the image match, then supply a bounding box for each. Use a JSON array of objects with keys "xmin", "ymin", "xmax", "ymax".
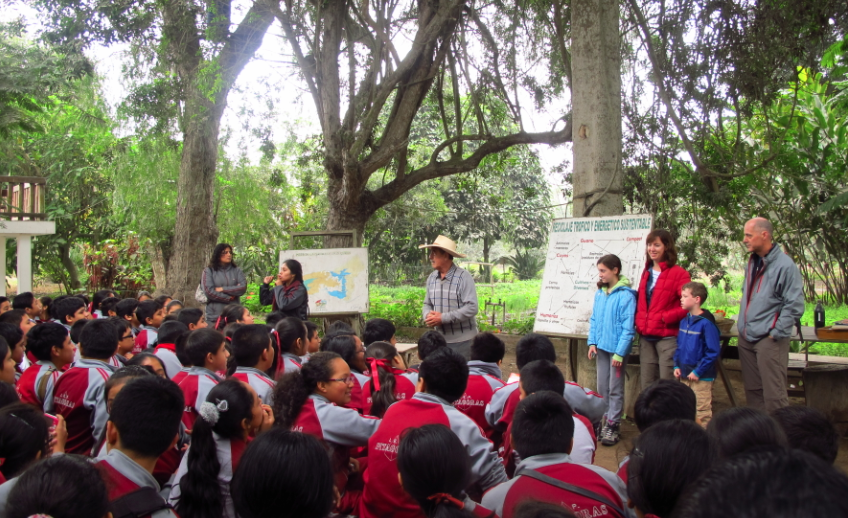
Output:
[
  {"xmin": 215, "ymin": 304, "xmax": 248, "ymax": 331},
  {"xmin": 398, "ymin": 424, "xmax": 473, "ymax": 518},
  {"xmin": 283, "ymin": 259, "xmax": 304, "ymax": 283},
  {"xmin": 271, "ymin": 351, "xmax": 339, "ymax": 429},
  {"xmin": 596, "ymin": 254, "xmax": 622, "ymax": 289},
  {"xmin": 176, "ymin": 379, "xmax": 254, "ymax": 518},
  {"xmin": 0, "ymin": 403, "xmax": 50, "ymax": 479},
  {"xmin": 275, "ymin": 317, "xmax": 307, "ymax": 355},
  {"xmin": 365, "ymin": 341, "xmax": 399, "ymax": 418}
]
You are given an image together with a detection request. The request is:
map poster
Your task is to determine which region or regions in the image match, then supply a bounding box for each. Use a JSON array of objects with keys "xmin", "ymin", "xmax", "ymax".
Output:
[
  {"xmin": 533, "ymin": 214, "xmax": 654, "ymax": 337},
  {"xmin": 278, "ymin": 248, "xmax": 370, "ymax": 315}
]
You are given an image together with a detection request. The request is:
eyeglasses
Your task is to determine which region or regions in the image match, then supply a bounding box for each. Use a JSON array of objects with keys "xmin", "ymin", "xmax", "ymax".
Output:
[
  {"xmin": 327, "ymin": 374, "xmax": 355, "ymax": 385},
  {"xmin": 121, "ymin": 333, "xmax": 133, "ymax": 341}
]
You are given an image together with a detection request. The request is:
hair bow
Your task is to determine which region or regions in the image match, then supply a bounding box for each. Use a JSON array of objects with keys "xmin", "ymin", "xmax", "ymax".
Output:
[{"xmin": 368, "ymin": 357, "xmax": 393, "ymax": 391}]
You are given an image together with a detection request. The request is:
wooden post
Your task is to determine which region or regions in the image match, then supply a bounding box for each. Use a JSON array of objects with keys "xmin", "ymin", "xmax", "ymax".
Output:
[
  {"xmin": 575, "ymin": 338, "xmax": 598, "ymax": 391},
  {"xmin": 624, "ymin": 362, "xmax": 641, "ymax": 419},
  {"xmin": 802, "ymin": 365, "xmax": 848, "ymax": 435}
]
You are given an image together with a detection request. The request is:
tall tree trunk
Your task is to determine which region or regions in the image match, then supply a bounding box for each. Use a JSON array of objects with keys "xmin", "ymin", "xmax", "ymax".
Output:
[
  {"xmin": 59, "ymin": 244, "xmax": 81, "ymax": 291},
  {"xmin": 147, "ymin": 242, "xmax": 170, "ymax": 295},
  {"xmin": 571, "ymin": 0, "xmax": 623, "ymax": 218},
  {"xmin": 324, "ymin": 175, "xmax": 370, "ymax": 248}
]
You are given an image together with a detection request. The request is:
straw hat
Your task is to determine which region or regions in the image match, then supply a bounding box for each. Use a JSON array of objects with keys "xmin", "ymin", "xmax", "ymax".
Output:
[{"xmin": 418, "ymin": 235, "xmax": 466, "ymax": 258}]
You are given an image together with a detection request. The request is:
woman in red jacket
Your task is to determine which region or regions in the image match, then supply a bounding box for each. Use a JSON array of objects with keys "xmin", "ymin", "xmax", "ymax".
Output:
[{"xmin": 635, "ymin": 230, "xmax": 691, "ymax": 390}]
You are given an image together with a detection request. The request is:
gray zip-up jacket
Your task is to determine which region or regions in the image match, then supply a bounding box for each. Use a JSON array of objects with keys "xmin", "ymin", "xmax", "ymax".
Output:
[
  {"xmin": 738, "ymin": 243, "xmax": 805, "ymax": 342},
  {"xmin": 201, "ymin": 265, "xmax": 247, "ymax": 323}
]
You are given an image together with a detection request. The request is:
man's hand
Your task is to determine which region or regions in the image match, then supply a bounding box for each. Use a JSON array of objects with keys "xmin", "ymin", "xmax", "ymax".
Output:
[
  {"xmin": 687, "ymin": 371, "xmax": 700, "ymax": 381},
  {"xmin": 424, "ymin": 311, "xmax": 443, "ymax": 327},
  {"xmin": 674, "ymin": 368, "xmax": 681, "ymax": 378}
]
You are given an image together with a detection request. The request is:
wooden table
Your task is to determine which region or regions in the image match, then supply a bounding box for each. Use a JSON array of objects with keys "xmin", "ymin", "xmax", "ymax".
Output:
[{"xmin": 395, "ymin": 343, "xmax": 419, "ymax": 369}]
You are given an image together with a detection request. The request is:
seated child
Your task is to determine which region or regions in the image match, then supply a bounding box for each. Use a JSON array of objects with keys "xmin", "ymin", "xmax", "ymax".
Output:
[
  {"xmin": 51, "ymin": 296, "xmax": 90, "ymax": 333},
  {"xmin": 0, "ymin": 337, "xmax": 15, "ymax": 385},
  {"xmin": 0, "ymin": 402, "xmax": 65, "ymax": 491},
  {"xmin": 17, "ymin": 322, "xmax": 74, "ymax": 411},
  {"xmin": 273, "ymin": 317, "xmax": 307, "ymax": 378},
  {"xmin": 153, "ymin": 321, "xmax": 190, "ymax": 379},
  {"xmin": 166, "ymin": 299, "xmax": 184, "ymax": 314},
  {"xmin": 363, "ymin": 341, "xmax": 418, "ymax": 418},
  {"xmin": 170, "ymin": 379, "xmax": 273, "ymax": 518},
  {"xmin": 116, "ymin": 298, "xmax": 141, "ymax": 335},
  {"xmin": 321, "ymin": 333, "xmax": 369, "ymax": 413},
  {"xmin": 302, "ymin": 320, "xmax": 321, "ymax": 361},
  {"xmin": 177, "ymin": 328, "xmax": 229, "ymax": 428},
  {"xmin": 176, "ymin": 307, "xmax": 207, "ymax": 330},
  {"xmin": 90, "ymin": 290, "xmax": 116, "ymax": 319},
  {"xmin": 100, "ymin": 296, "xmax": 121, "ymax": 318},
  {"xmin": 98, "ymin": 375, "xmax": 183, "ymax": 517},
  {"xmin": 707, "ymin": 407, "xmax": 787, "ymax": 460},
  {"xmin": 126, "ymin": 352, "xmax": 169, "ymax": 378},
  {"xmin": 673, "ymin": 282, "xmax": 721, "ymax": 426},
  {"xmin": 111, "ymin": 318, "xmax": 136, "ymax": 364},
  {"xmin": 6, "ymin": 455, "xmax": 110, "ymax": 518},
  {"xmin": 214, "ymin": 304, "xmax": 254, "ymax": 331},
  {"xmin": 0, "ymin": 323, "xmax": 27, "ymax": 380},
  {"xmin": 360, "ymin": 348, "xmax": 507, "ymax": 518},
  {"xmin": 11, "ymin": 292, "xmax": 42, "ymax": 324},
  {"xmin": 771, "ymin": 405, "xmax": 840, "ymax": 465},
  {"xmin": 0, "ymin": 309, "xmax": 35, "ymax": 339},
  {"xmin": 363, "ymin": 318, "xmax": 397, "ymax": 346},
  {"xmin": 93, "ymin": 365, "xmax": 154, "ymax": 457},
  {"xmin": 52, "ymin": 319, "xmax": 119, "ymax": 454},
  {"xmin": 457, "ymin": 332, "xmax": 506, "ymax": 439},
  {"xmin": 0, "ymin": 297, "xmax": 9, "ymax": 315},
  {"xmin": 407, "ymin": 330, "xmax": 447, "ymax": 371},
  {"xmin": 230, "ymin": 324, "xmax": 276, "ymax": 404},
  {"xmin": 481, "ymin": 391, "xmax": 630, "ymax": 518},
  {"xmin": 133, "ymin": 300, "xmax": 166, "ymax": 354}
]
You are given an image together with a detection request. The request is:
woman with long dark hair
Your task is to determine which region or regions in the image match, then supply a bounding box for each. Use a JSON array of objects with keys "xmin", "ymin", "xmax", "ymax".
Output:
[
  {"xmin": 634, "ymin": 229, "xmax": 691, "ymax": 390},
  {"xmin": 268, "ymin": 259, "xmax": 309, "ymax": 320},
  {"xmin": 201, "ymin": 243, "xmax": 247, "ymax": 326}
]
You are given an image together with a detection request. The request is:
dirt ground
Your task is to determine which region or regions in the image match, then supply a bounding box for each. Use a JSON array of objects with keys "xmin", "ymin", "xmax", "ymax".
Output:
[{"xmin": 497, "ymin": 343, "xmax": 848, "ymax": 475}]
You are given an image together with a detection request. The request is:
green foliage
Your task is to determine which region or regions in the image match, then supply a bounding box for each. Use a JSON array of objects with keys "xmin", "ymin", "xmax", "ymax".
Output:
[{"xmin": 504, "ymin": 250, "xmax": 545, "ymax": 281}]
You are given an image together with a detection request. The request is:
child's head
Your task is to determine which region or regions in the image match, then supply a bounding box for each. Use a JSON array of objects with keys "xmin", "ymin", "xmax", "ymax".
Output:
[
  {"xmin": 158, "ymin": 320, "xmax": 190, "ymax": 345},
  {"xmin": 634, "ymin": 379, "xmax": 697, "ymax": 432},
  {"xmin": 26, "ymin": 322, "xmax": 74, "ymax": 367},
  {"xmin": 135, "ymin": 299, "xmax": 165, "ymax": 328},
  {"xmin": 154, "ymin": 294, "xmax": 173, "ymax": 308},
  {"xmin": 515, "ymin": 333, "xmax": 556, "ymax": 369},
  {"xmin": 177, "ymin": 307, "xmax": 206, "ymax": 330},
  {"xmin": 364, "ymin": 341, "xmax": 402, "ymax": 418},
  {"xmin": 12, "ymin": 291, "xmax": 42, "ymax": 317},
  {"xmin": 39, "ymin": 296, "xmax": 52, "ymax": 320},
  {"xmin": 215, "ymin": 304, "xmax": 253, "ymax": 330},
  {"xmin": 0, "ymin": 336, "xmax": 14, "ymax": 384},
  {"xmin": 681, "ymin": 281, "xmax": 708, "ymax": 312},
  {"xmin": 115, "ymin": 298, "xmax": 140, "ymax": 324},
  {"xmin": 418, "ymin": 348, "xmax": 469, "ymax": 403},
  {"xmin": 672, "ymin": 448, "xmax": 848, "ymax": 518},
  {"xmin": 99, "ymin": 297, "xmax": 121, "ymax": 317},
  {"xmin": 512, "ymin": 391, "xmax": 574, "ymax": 459},
  {"xmin": 166, "ymin": 299, "xmax": 184, "ymax": 314},
  {"xmin": 91, "ymin": 289, "xmax": 116, "ymax": 313},
  {"xmin": 185, "ymin": 328, "xmax": 229, "ymax": 371},
  {"xmin": 126, "ymin": 352, "xmax": 168, "ymax": 378},
  {"xmin": 304, "ymin": 320, "xmax": 320, "ymax": 354},
  {"xmin": 263, "ymin": 311, "xmax": 285, "ymax": 327},
  {"xmin": 320, "ymin": 333, "xmax": 366, "ymax": 373},
  {"xmin": 519, "ymin": 360, "xmax": 564, "ymax": 399},
  {"xmin": 0, "ymin": 297, "xmax": 9, "ymax": 314},
  {"xmin": 232, "ymin": 324, "xmax": 274, "ymax": 371},
  {"xmin": 416, "ymin": 330, "xmax": 447, "ymax": 361},
  {"xmin": 364, "ymin": 318, "xmax": 396, "ymax": 346},
  {"xmin": 0, "ymin": 403, "xmax": 50, "ymax": 479},
  {"xmin": 231, "ymin": 429, "xmax": 335, "ymax": 518},
  {"xmin": 771, "ymin": 406, "xmax": 839, "ymax": 465},
  {"xmin": 7, "ymin": 454, "xmax": 110, "ymax": 518},
  {"xmin": 596, "ymin": 254, "xmax": 622, "ymax": 289},
  {"xmin": 69, "ymin": 319, "xmax": 88, "ymax": 345},
  {"xmin": 327, "ymin": 320, "xmax": 355, "ymax": 335},
  {"xmin": 0, "ymin": 322, "xmax": 25, "ymax": 367},
  {"xmin": 107, "ymin": 375, "xmax": 184, "ymax": 459},
  {"xmin": 109, "ymin": 318, "xmax": 135, "ymax": 357},
  {"xmin": 398, "ymin": 424, "xmax": 470, "ymax": 518},
  {"xmin": 52, "ymin": 296, "xmax": 88, "ymax": 326},
  {"xmin": 470, "ymin": 332, "xmax": 506, "ymax": 364},
  {"xmin": 627, "ymin": 419, "xmax": 714, "ymax": 518},
  {"xmin": 0, "ymin": 382, "xmax": 19, "ymax": 409},
  {"xmin": 707, "ymin": 407, "xmax": 787, "ymax": 460},
  {"xmin": 0, "ymin": 309, "xmax": 34, "ymax": 336},
  {"xmin": 272, "ymin": 351, "xmax": 344, "ymax": 428},
  {"xmin": 78, "ymin": 319, "xmax": 119, "ymax": 360},
  {"xmin": 104, "ymin": 365, "xmax": 154, "ymax": 413},
  {"xmin": 137, "ymin": 290, "xmax": 152, "ymax": 302},
  {"xmin": 275, "ymin": 317, "xmax": 308, "ymax": 356}
]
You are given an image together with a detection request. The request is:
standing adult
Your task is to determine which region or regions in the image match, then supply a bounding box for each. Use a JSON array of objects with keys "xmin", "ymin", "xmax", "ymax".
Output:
[
  {"xmin": 419, "ymin": 235, "xmax": 478, "ymax": 359},
  {"xmin": 635, "ymin": 230, "xmax": 691, "ymax": 389},
  {"xmin": 201, "ymin": 243, "xmax": 247, "ymax": 326},
  {"xmin": 264, "ymin": 259, "xmax": 309, "ymax": 320},
  {"xmin": 738, "ymin": 217, "xmax": 804, "ymax": 412}
]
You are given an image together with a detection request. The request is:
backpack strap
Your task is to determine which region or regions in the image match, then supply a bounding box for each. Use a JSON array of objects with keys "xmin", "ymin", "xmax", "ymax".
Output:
[
  {"xmin": 36, "ymin": 365, "xmax": 56, "ymax": 403},
  {"xmin": 520, "ymin": 468, "xmax": 626, "ymax": 518},
  {"xmin": 110, "ymin": 486, "xmax": 172, "ymax": 518}
]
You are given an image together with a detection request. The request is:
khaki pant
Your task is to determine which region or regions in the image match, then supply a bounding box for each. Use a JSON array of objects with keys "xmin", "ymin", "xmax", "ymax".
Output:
[
  {"xmin": 681, "ymin": 378, "xmax": 714, "ymax": 427},
  {"xmin": 639, "ymin": 336, "xmax": 677, "ymax": 390},
  {"xmin": 738, "ymin": 335, "xmax": 790, "ymax": 412}
]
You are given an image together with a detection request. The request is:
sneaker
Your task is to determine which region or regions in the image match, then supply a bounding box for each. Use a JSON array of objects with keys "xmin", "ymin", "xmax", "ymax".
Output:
[
  {"xmin": 598, "ymin": 419, "xmax": 609, "ymax": 439},
  {"xmin": 601, "ymin": 421, "xmax": 620, "ymax": 446}
]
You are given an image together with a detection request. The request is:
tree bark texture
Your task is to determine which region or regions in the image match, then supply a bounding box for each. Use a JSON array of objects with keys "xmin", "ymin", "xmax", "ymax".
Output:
[
  {"xmin": 147, "ymin": 242, "xmax": 170, "ymax": 295},
  {"xmin": 571, "ymin": 0, "xmax": 624, "ymax": 218},
  {"xmin": 59, "ymin": 244, "xmax": 81, "ymax": 290}
]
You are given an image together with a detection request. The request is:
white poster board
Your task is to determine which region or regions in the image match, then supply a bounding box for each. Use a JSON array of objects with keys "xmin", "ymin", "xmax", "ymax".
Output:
[
  {"xmin": 533, "ymin": 215, "xmax": 653, "ymax": 336},
  {"xmin": 278, "ymin": 248, "xmax": 369, "ymax": 315}
]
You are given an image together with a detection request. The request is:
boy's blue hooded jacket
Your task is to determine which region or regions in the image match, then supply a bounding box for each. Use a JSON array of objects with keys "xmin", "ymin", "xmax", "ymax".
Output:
[
  {"xmin": 674, "ymin": 313, "xmax": 721, "ymax": 379},
  {"xmin": 588, "ymin": 276, "xmax": 637, "ymax": 360}
]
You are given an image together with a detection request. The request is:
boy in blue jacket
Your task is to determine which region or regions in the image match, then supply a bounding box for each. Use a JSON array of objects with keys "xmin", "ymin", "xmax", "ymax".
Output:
[{"xmin": 674, "ymin": 282, "xmax": 721, "ymax": 426}]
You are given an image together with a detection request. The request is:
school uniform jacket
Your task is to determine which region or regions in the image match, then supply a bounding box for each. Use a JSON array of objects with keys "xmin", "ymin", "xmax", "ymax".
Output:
[
  {"xmin": 98, "ymin": 449, "xmax": 178, "ymax": 518},
  {"xmin": 457, "ymin": 361, "xmax": 505, "ymax": 439},
  {"xmin": 232, "ymin": 367, "xmax": 276, "ymax": 404},
  {"xmin": 177, "ymin": 367, "xmax": 222, "ymax": 429},
  {"xmin": 361, "ymin": 368, "xmax": 418, "ymax": 417},
  {"xmin": 345, "ymin": 371, "xmax": 371, "ymax": 413},
  {"xmin": 171, "ymin": 368, "xmax": 189, "ymax": 386},
  {"xmin": 154, "ymin": 343, "xmax": 183, "ymax": 379},
  {"xmin": 17, "ymin": 360, "xmax": 61, "ymax": 412},
  {"xmin": 53, "ymin": 358, "xmax": 117, "ymax": 455},
  {"xmin": 360, "ymin": 392, "xmax": 508, "ymax": 518},
  {"xmin": 274, "ymin": 351, "xmax": 302, "ymax": 379},
  {"xmin": 481, "ymin": 453, "xmax": 633, "ymax": 518},
  {"xmin": 133, "ymin": 325, "xmax": 159, "ymax": 355},
  {"xmin": 169, "ymin": 434, "xmax": 248, "ymax": 518},
  {"xmin": 485, "ymin": 379, "xmax": 606, "ymax": 428}
]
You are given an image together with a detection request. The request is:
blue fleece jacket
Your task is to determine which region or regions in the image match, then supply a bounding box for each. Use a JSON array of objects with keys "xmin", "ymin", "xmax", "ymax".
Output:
[
  {"xmin": 588, "ymin": 276, "xmax": 637, "ymax": 359},
  {"xmin": 674, "ymin": 313, "xmax": 721, "ymax": 380}
]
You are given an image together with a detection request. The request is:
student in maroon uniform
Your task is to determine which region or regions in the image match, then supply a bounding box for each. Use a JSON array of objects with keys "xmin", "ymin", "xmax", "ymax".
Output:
[
  {"xmin": 52, "ymin": 296, "xmax": 90, "ymax": 333},
  {"xmin": 98, "ymin": 375, "xmax": 184, "ymax": 517},
  {"xmin": 771, "ymin": 405, "xmax": 840, "ymax": 465},
  {"xmin": 52, "ymin": 319, "xmax": 119, "ymax": 455},
  {"xmin": 133, "ymin": 300, "xmax": 166, "ymax": 354},
  {"xmin": 273, "ymin": 316, "xmax": 307, "ymax": 378},
  {"xmin": 458, "ymin": 332, "xmax": 506, "ymax": 439},
  {"xmin": 707, "ymin": 407, "xmax": 787, "ymax": 460},
  {"xmin": 94, "ymin": 366, "xmax": 154, "ymax": 457},
  {"xmin": 6, "ymin": 455, "xmax": 110, "ymax": 518},
  {"xmin": 398, "ymin": 424, "xmax": 498, "ymax": 518},
  {"xmin": 153, "ymin": 321, "xmax": 190, "ymax": 379},
  {"xmin": 170, "ymin": 330, "xmax": 193, "ymax": 385},
  {"xmin": 11, "ymin": 292, "xmax": 42, "ymax": 325},
  {"xmin": 90, "ymin": 289, "xmax": 116, "ymax": 319},
  {"xmin": 214, "ymin": 303, "xmax": 255, "ymax": 331},
  {"xmin": 116, "ymin": 298, "xmax": 141, "ymax": 335},
  {"xmin": 626, "ymin": 419, "xmax": 713, "ymax": 518},
  {"xmin": 320, "ymin": 333, "xmax": 369, "ymax": 413},
  {"xmin": 362, "ymin": 341, "xmax": 418, "ymax": 418},
  {"xmin": 481, "ymin": 392, "xmax": 631, "ymax": 518},
  {"xmin": 0, "ymin": 310, "xmax": 36, "ymax": 341},
  {"xmin": 111, "ymin": 318, "xmax": 136, "ymax": 365},
  {"xmin": 0, "ymin": 337, "xmax": 15, "ymax": 385},
  {"xmin": 364, "ymin": 318, "xmax": 397, "ymax": 346},
  {"xmin": 177, "ymin": 307, "xmax": 208, "ymax": 331},
  {"xmin": 230, "ymin": 324, "xmax": 276, "ymax": 404},
  {"xmin": 360, "ymin": 348, "xmax": 507, "ymax": 518},
  {"xmin": 170, "ymin": 379, "xmax": 273, "ymax": 518},
  {"xmin": 100, "ymin": 296, "xmax": 121, "ymax": 318},
  {"xmin": 302, "ymin": 320, "xmax": 321, "ymax": 361},
  {"xmin": 0, "ymin": 403, "xmax": 66, "ymax": 487},
  {"xmin": 0, "ymin": 323, "xmax": 27, "ymax": 381},
  {"xmin": 231, "ymin": 429, "xmax": 336, "ymax": 518},
  {"xmin": 407, "ymin": 330, "xmax": 447, "ymax": 372},
  {"xmin": 17, "ymin": 322, "xmax": 74, "ymax": 411},
  {"xmin": 127, "ymin": 352, "xmax": 168, "ymax": 378},
  {"xmin": 177, "ymin": 328, "xmax": 230, "ymax": 429},
  {"xmin": 272, "ymin": 351, "xmax": 380, "ymax": 514}
]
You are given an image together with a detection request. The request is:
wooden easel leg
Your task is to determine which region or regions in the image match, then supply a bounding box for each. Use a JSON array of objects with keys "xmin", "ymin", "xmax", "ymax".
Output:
[{"xmin": 718, "ymin": 338, "xmax": 739, "ymax": 407}]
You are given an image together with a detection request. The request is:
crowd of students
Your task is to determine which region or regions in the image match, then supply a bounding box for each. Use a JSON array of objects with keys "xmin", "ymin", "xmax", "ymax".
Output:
[{"xmin": 0, "ymin": 289, "xmax": 844, "ymax": 518}]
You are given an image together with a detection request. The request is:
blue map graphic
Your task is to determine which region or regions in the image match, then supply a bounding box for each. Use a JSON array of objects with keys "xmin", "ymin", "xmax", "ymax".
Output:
[{"xmin": 328, "ymin": 269, "xmax": 349, "ymax": 299}]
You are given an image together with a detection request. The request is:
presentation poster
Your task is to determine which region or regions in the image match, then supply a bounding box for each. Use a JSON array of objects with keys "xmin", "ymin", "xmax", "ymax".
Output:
[{"xmin": 279, "ymin": 248, "xmax": 369, "ymax": 314}]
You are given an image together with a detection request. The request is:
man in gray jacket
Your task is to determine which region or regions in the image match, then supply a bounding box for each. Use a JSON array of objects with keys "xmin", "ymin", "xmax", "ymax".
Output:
[
  {"xmin": 420, "ymin": 235, "xmax": 478, "ymax": 359},
  {"xmin": 738, "ymin": 218, "xmax": 805, "ymax": 412}
]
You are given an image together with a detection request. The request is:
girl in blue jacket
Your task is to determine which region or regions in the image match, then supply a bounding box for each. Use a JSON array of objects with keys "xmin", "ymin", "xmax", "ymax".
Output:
[{"xmin": 588, "ymin": 254, "xmax": 637, "ymax": 446}]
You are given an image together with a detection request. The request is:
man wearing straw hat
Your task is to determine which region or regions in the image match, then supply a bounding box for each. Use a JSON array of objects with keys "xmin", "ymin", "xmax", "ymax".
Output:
[{"xmin": 420, "ymin": 235, "xmax": 479, "ymax": 359}]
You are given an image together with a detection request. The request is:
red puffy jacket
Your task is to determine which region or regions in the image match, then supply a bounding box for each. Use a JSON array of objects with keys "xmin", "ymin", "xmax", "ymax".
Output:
[{"xmin": 635, "ymin": 261, "xmax": 691, "ymax": 337}]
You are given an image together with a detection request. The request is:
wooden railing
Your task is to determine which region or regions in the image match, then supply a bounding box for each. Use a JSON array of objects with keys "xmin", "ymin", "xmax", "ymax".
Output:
[{"xmin": 0, "ymin": 176, "xmax": 47, "ymax": 221}]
